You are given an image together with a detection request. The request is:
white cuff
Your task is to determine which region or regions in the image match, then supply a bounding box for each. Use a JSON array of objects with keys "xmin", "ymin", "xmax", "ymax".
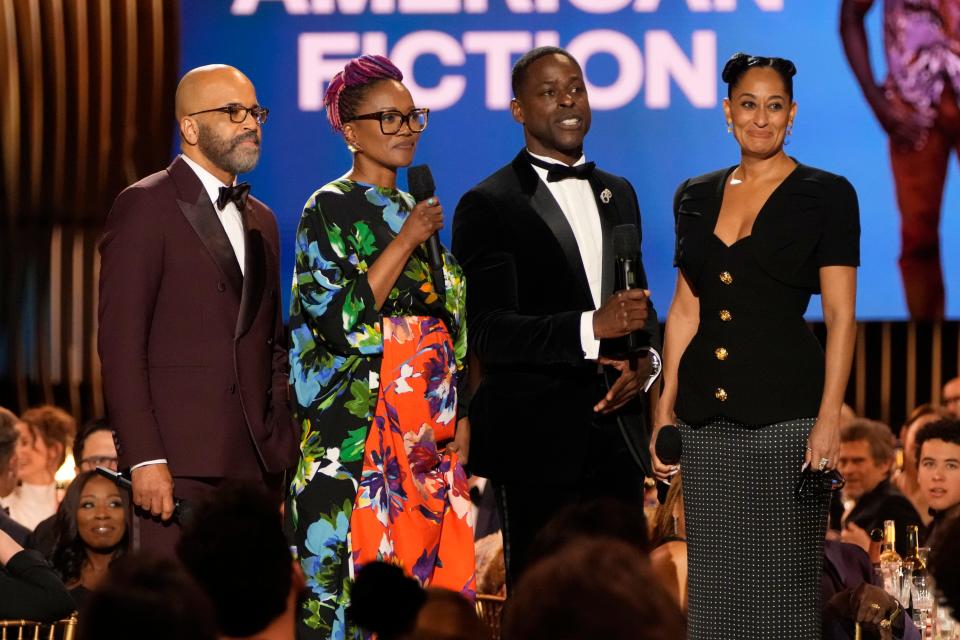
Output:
[
  {"xmin": 643, "ymin": 347, "xmax": 663, "ymax": 393},
  {"xmin": 580, "ymin": 311, "xmax": 601, "ymax": 360},
  {"xmin": 130, "ymin": 459, "xmax": 167, "ymax": 471}
]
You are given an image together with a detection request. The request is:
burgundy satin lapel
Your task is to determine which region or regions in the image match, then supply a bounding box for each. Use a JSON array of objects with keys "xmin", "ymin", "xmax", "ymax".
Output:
[
  {"xmin": 235, "ymin": 205, "xmax": 266, "ymax": 339},
  {"xmin": 176, "ymin": 189, "xmax": 244, "ymax": 298}
]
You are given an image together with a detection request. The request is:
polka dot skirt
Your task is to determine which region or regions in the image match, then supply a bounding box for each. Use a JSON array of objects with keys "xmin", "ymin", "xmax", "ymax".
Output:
[{"xmin": 679, "ymin": 417, "xmax": 830, "ymax": 640}]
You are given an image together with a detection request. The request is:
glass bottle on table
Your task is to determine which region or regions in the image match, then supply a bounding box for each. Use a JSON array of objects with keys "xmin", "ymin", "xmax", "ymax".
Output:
[
  {"xmin": 879, "ymin": 519, "xmax": 904, "ymax": 601},
  {"xmin": 907, "ymin": 525, "xmax": 934, "ymax": 633}
]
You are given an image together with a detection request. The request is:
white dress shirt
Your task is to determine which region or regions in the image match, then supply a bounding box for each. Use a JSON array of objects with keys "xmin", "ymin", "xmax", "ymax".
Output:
[
  {"xmin": 181, "ymin": 154, "xmax": 246, "ymax": 274},
  {"xmin": 132, "ymin": 155, "xmax": 247, "ymax": 472},
  {"xmin": 527, "ymin": 150, "xmax": 604, "ymax": 359},
  {"xmin": 526, "ymin": 150, "xmax": 661, "ymax": 390}
]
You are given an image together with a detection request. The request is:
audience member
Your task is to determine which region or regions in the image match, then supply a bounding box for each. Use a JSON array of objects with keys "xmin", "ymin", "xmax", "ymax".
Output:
[
  {"xmin": 349, "ymin": 561, "xmax": 489, "ymax": 640},
  {"xmin": 0, "ymin": 527, "xmax": 75, "ymax": 621},
  {"xmin": 526, "ymin": 497, "xmax": 650, "ymax": 568},
  {"xmin": 928, "ymin": 513, "xmax": 960, "ymax": 619},
  {"xmin": 1, "ymin": 405, "xmax": 76, "ymax": 530},
  {"xmin": 943, "ymin": 376, "xmax": 960, "ymax": 418},
  {"xmin": 28, "ymin": 416, "xmax": 118, "ymax": 557},
  {"xmin": 177, "ymin": 482, "xmax": 301, "ymax": 640},
  {"xmin": 502, "ymin": 538, "xmax": 684, "ymax": 640},
  {"xmin": 77, "ymin": 553, "xmax": 217, "ymax": 640},
  {"xmin": 650, "ymin": 475, "xmax": 687, "ymax": 611},
  {"xmin": 838, "ymin": 419, "xmax": 922, "ymax": 555},
  {"xmin": 51, "ymin": 470, "xmax": 129, "ymax": 610},
  {"xmin": 914, "ymin": 417, "xmax": 960, "ymax": 540},
  {"xmin": 0, "ymin": 407, "xmax": 30, "ymax": 545},
  {"xmin": 894, "ymin": 404, "xmax": 948, "ymax": 525}
]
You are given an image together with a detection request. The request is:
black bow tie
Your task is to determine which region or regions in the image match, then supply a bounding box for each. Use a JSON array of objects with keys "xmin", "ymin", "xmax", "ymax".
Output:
[
  {"xmin": 526, "ymin": 153, "xmax": 596, "ymax": 182},
  {"xmin": 217, "ymin": 182, "xmax": 251, "ymax": 210}
]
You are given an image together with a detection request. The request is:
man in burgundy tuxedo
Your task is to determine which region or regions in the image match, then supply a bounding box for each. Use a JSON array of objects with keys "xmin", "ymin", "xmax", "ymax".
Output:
[{"xmin": 97, "ymin": 65, "xmax": 299, "ymax": 553}]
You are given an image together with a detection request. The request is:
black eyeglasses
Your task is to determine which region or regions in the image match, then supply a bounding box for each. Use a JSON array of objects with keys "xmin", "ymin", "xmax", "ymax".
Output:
[
  {"xmin": 188, "ymin": 103, "xmax": 269, "ymax": 125},
  {"xmin": 347, "ymin": 108, "xmax": 429, "ymax": 135}
]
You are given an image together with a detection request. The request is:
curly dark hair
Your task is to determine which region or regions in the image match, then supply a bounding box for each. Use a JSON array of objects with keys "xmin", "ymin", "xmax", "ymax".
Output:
[
  {"xmin": 51, "ymin": 470, "xmax": 129, "ymax": 585},
  {"xmin": 913, "ymin": 417, "xmax": 960, "ymax": 467},
  {"xmin": 722, "ymin": 52, "xmax": 797, "ymax": 99}
]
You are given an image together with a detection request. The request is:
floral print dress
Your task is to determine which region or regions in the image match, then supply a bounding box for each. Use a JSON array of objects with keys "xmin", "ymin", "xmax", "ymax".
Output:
[{"xmin": 287, "ymin": 178, "xmax": 475, "ymax": 640}]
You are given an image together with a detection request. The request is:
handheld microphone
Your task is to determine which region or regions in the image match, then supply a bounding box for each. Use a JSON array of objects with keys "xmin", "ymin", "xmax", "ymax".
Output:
[
  {"xmin": 612, "ymin": 224, "xmax": 645, "ymax": 354},
  {"xmin": 654, "ymin": 425, "xmax": 682, "ymax": 504},
  {"xmin": 406, "ymin": 165, "xmax": 446, "ymax": 298},
  {"xmin": 96, "ymin": 466, "xmax": 191, "ymax": 524}
]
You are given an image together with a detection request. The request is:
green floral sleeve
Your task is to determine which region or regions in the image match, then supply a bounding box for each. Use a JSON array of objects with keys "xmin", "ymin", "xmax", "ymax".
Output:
[{"xmin": 291, "ymin": 194, "xmax": 383, "ymax": 357}]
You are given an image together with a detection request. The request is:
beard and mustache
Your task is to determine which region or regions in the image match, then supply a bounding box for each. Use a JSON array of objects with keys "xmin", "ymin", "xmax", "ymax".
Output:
[{"xmin": 197, "ymin": 123, "xmax": 260, "ymax": 176}]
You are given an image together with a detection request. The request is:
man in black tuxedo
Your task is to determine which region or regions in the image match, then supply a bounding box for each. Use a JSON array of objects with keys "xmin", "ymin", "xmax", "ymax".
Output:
[{"xmin": 452, "ymin": 47, "xmax": 661, "ymax": 583}]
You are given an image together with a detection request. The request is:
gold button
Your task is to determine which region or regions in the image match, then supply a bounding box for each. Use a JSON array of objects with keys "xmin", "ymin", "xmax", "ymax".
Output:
[
  {"xmin": 719, "ymin": 309, "xmax": 732, "ymax": 322},
  {"xmin": 715, "ymin": 388, "xmax": 728, "ymax": 402},
  {"xmin": 719, "ymin": 271, "xmax": 733, "ymax": 285},
  {"xmin": 715, "ymin": 347, "xmax": 728, "ymax": 361}
]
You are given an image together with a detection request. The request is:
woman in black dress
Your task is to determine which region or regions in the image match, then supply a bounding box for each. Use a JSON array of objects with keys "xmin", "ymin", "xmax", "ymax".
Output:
[{"xmin": 652, "ymin": 54, "xmax": 859, "ymax": 639}]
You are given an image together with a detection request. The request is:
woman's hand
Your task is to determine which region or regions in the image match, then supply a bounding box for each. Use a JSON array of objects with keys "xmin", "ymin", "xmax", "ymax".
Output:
[
  {"xmin": 649, "ymin": 419, "xmax": 679, "ymax": 483},
  {"xmin": 447, "ymin": 416, "xmax": 470, "ymax": 465},
  {"xmin": 396, "ymin": 197, "xmax": 444, "ymax": 252},
  {"xmin": 805, "ymin": 413, "xmax": 840, "ymax": 471}
]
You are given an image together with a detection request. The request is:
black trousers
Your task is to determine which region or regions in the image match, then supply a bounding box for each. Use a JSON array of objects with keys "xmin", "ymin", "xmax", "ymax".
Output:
[{"xmin": 493, "ymin": 417, "xmax": 646, "ymax": 588}]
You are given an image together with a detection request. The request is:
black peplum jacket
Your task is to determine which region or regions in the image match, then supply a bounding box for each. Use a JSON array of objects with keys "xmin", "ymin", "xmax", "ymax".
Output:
[{"xmin": 673, "ymin": 162, "xmax": 860, "ymax": 427}]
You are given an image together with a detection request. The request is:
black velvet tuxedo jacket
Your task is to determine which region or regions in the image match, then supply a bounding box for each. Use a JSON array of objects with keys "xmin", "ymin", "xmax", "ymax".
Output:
[
  {"xmin": 98, "ymin": 156, "xmax": 299, "ymax": 479},
  {"xmin": 452, "ymin": 151, "xmax": 661, "ymax": 484}
]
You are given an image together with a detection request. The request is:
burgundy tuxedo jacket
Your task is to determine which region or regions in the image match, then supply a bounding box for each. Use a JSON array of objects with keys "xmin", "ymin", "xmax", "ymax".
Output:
[{"xmin": 97, "ymin": 156, "xmax": 298, "ymax": 478}]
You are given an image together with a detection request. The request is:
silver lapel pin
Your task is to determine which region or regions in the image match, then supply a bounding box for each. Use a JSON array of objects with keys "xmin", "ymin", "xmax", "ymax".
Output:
[{"xmin": 600, "ymin": 188, "xmax": 612, "ymax": 204}]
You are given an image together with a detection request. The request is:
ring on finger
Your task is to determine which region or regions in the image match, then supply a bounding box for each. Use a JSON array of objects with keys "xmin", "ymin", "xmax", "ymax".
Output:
[
  {"xmin": 870, "ymin": 603, "xmax": 881, "ymax": 611},
  {"xmin": 818, "ymin": 457, "xmax": 829, "ymax": 471}
]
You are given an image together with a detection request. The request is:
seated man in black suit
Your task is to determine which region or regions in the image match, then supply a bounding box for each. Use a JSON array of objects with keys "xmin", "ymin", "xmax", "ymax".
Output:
[
  {"xmin": 914, "ymin": 417, "xmax": 960, "ymax": 541},
  {"xmin": 839, "ymin": 419, "xmax": 922, "ymax": 556},
  {"xmin": 0, "ymin": 407, "xmax": 30, "ymax": 546},
  {"xmin": 453, "ymin": 46, "xmax": 660, "ymax": 584}
]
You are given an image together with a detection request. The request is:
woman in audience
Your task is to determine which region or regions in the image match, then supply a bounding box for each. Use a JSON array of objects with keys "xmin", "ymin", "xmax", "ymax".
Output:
[
  {"xmin": 2, "ymin": 405, "xmax": 76, "ymax": 530},
  {"xmin": 51, "ymin": 470, "xmax": 129, "ymax": 610},
  {"xmin": 650, "ymin": 476, "xmax": 687, "ymax": 611},
  {"xmin": 893, "ymin": 404, "xmax": 947, "ymax": 525},
  {"xmin": 0, "ymin": 524, "xmax": 75, "ymax": 620}
]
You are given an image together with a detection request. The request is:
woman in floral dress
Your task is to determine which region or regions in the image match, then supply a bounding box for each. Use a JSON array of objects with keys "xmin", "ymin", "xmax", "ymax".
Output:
[{"xmin": 286, "ymin": 55, "xmax": 475, "ymax": 639}]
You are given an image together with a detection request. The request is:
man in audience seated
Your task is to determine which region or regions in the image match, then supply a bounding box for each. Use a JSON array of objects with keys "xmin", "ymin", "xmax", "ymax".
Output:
[
  {"xmin": 0, "ymin": 527, "xmax": 74, "ymax": 621},
  {"xmin": 502, "ymin": 537, "xmax": 683, "ymax": 640},
  {"xmin": 27, "ymin": 416, "xmax": 118, "ymax": 557},
  {"xmin": 0, "ymin": 408, "xmax": 30, "ymax": 545},
  {"xmin": 943, "ymin": 376, "xmax": 960, "ymax": 418},
  {"xmin": 929, "ymin": 513, "xmax": 960, "ymax": 622},
  {"xmin": 177, "ymin": 482, "xmax": 302, "ymax": 640},
  {"xmin": 77, "ymin": 554, "xmax": 217, "ymax": 640},
  {"xmin": 914, "ymin": 417, "xmax": 960, "ymax": 540},
  {"xmin": 838, "ymin": 419, "xmax": 922, "ymax": 555}
]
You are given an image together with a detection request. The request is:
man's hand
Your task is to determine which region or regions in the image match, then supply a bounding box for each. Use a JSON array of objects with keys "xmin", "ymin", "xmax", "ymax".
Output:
[
  {"xmin": 594, "ymin": 356, "xmax": 651, "ymax": 414},
  {"xmin": 840, "ymin": 521, "xmax": 872, "ymax": 553},
  {"xmin": 828, "ymin": 583, "xmax": 900, "ymax": 640},
  {"xmin": 593, "ymin": 289, "xmax": 650, "ymax": 340},
  {"xmin": 447, "ymin": 417, "xmax": 470, "ymax": 465},
  {"xmin": 131, "ymin": 463, "xmax": 175, "ymax": 521}
]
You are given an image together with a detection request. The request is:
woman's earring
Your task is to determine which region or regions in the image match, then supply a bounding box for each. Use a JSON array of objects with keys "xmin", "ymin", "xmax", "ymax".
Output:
[
  {"xmin": 347, "ymin": 142, "xmax": 360, "ymax": 154},
  {"xmin": 785, "ymin": 123, "xmax": 793, "ymax": 146},
  {"xmin": 726, "ymin": 122, "xmax": 732, "ymax": 134}
]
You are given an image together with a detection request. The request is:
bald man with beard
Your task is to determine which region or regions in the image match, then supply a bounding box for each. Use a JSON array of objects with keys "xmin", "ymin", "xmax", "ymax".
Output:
[{"xmin": 98, "ymin": 65, "xmax": 299, "ymax": 554}]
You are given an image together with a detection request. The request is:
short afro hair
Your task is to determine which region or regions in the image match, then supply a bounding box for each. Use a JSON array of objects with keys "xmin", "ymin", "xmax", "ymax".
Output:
[{"xmin": 511, "ymin": 46, "xmax": 580, "ymax": 98}]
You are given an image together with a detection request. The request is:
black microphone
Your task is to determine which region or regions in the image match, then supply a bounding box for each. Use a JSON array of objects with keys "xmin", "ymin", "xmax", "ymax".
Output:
[
  {"xmin": 95, "ymin": 466, "xmax": 191, "ymax": 525},
  {"xmin": 654, "ymin": 424, "xmax": 682, "ymax": 504},
  {"xmin": 407, "ymin": 165, "xmax": 445, "ymax": 298},
  {"xmin": 613, "ymin": 224, "xmax": 645, "ymax": 354}
]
